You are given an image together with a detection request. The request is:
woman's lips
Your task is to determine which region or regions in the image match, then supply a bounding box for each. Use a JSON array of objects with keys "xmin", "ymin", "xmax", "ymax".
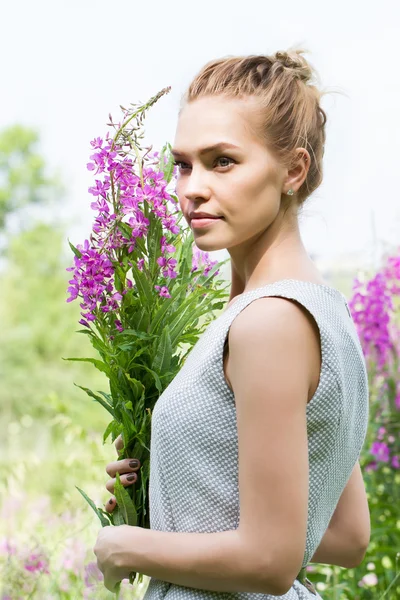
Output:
[{"xmin": 191, "ymin": 217, "xmax": 222, "ymax": 228}]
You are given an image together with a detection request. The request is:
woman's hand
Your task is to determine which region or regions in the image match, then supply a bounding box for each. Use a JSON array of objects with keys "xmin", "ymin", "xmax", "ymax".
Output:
[
  {"xmin": 104, "ymin": 434, "xmax": 141, "ymax": 513},
  {"xmin": 94, "ymin": 525, "xmax": 143, "ymax": 592}
]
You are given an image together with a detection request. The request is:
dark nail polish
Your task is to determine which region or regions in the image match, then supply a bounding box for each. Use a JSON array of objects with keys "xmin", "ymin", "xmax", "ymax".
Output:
[
  {"xmin": 129, "ymin": 460, "xmax": 139, "ymax": 468},
  {"xmin": 126, "ymin": 474, "xmax": 136, "ymax": 481},
  {"xmin": 108, "ymin": 498, "xmax": 114, "ymax": 504}
]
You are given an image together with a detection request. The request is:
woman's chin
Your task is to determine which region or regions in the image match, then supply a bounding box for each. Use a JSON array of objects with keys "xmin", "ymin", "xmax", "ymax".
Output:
[{"xmin": 193, "ymin": 237, "xmax": 226, "ymax": 252}]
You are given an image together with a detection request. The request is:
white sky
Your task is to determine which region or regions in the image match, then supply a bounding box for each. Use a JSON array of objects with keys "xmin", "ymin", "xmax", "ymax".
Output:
[{"xmin": 2, "ymin": 0, "xmax": 399, "ymax": 268}]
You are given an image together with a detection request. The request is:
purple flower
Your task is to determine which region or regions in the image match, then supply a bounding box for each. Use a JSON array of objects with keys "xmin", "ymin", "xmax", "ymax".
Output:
[
  {"xmin": 68, "ymin": 111, "xmax": 222, "ymax": 336},
  {"xmin": 24, "ymin": 552, "xmax": 49, "ymax": 574},
  {"xmin": 114, "ymin": 319, "xmax": 124, "ymax": 332},
  {"xmin": 0, "ymin": 537, "xmax": 17, "ymax": 556},
  {"xmin": 84, "ymin": 561, "xmax": 103, "ymax": 588},
  {"xmin": 90, "ymin": 137, "xmax": 103, "ymax": 149},
  {"xmin": 348, "ymin": 272, "xmax": 394, "ymax": 370},
  {"xmin": 392, "ymin": 455, "xmax": 400, "ymax": 469},
  {"xmin": 157, "ymin": 256, "xmax": 178, "ymax": 279},
  {"xmin": 88, "ymin": 178, "xmax": 111, "ymax": 199},
  {"xmin": 128, "ymin": 211, "xmax": 150, "ymax": 239},
  {"xmin": 371, "ymin": 441, "xmax": 390, "ymax": 463},
  {"xmin": 365, "ymin": 461, "xmax": 378, "ymax": 472},
  {"xmin": 155, "ymin": 285, "xmax": 171, "ymax": 298}
]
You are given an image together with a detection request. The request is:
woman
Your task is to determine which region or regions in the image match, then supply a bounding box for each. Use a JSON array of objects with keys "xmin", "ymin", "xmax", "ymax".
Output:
[{"xmin": 94, "ymin": 49, "xmax": 370, "ymax": 599}]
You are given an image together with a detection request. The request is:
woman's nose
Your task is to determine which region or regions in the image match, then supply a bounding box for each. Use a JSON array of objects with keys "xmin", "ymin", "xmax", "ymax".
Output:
[{"xmin": 183, "ymin": 169, "xmax": 211, "ymax": 201}]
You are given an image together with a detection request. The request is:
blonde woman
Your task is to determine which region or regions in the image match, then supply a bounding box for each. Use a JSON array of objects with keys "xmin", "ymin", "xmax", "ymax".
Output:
[{"xmin": 94, "ymin": 50, "xmax": 370, "ymax": 599}]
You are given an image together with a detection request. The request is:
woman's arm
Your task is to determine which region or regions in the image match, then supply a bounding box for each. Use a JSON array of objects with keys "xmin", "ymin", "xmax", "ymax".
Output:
[{"xmin": 310, "ymin": 461, "xmax": 371, "ymax": 568}]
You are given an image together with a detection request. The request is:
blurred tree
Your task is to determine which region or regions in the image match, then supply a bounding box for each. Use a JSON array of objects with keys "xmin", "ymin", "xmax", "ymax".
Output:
[
  {"xmin": 0, "ymin": 125, "xmax": 106, "ymax": 429},
  {"xmin": 0, "ymin": 124, "xmax": 62, "ymax": 232},
  {"xmin": 0, "ymin": 222, "xmax": 108, "ymax": 426}
]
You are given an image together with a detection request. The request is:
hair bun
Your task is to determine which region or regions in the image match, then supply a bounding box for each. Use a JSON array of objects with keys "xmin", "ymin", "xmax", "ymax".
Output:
[{"xmin": 274, "ymin": 49, "xmax": 313, "ymax": 83}]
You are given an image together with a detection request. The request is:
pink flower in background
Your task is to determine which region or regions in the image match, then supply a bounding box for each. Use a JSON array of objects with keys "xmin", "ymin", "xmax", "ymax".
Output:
[
  {"xmin": 371, "ymin": 441, "xmax": 390, "ymax": 463},
  {"xmin": 365, "ymin": 461, "xmax": 378, "ymax": 472},
  {"xmin": 24, "ymin": 552, "xmax": 49, "ymax": 574},
  {"xmin": 392, "ymin": 456, "xmax": 400, "ymax": 469},
  {"xmin": 60, "ymin": 539, "xmax": 87, "ymax": 576},
  {"xmin": 377, "ymin": 426, "xmax": 387, "ymax": 440},
  {"xmin": 0, "ymin": 537, "xmax": 17, "ymax": 556},
  {"xmin": 349, "ymin": 273, "xmax": 393, "ymax": 370},
  {"xmin": 84, "ymin": 561, "xmax": 103, "ymax": 589}
]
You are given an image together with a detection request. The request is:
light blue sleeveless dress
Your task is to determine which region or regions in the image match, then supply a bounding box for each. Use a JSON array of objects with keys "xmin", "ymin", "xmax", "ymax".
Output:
[{"xmin": 144, "ymin": 280, "xmax": 369, "ymax": 600}]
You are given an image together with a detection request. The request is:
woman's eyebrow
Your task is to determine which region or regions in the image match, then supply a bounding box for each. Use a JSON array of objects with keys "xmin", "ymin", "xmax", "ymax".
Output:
[{"xmin": 171, "ymin": 142, "xmax": 240, "ymax": 157}]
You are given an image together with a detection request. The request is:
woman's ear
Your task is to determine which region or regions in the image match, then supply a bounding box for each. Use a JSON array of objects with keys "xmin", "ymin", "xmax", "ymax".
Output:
[{"xmin": 283, "ymin": 148, "xmax": 310, "ymax": 194}]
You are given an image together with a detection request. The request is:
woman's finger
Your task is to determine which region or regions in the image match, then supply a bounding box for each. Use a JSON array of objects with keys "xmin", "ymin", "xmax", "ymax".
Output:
[
  {"xmin": 115, "ymin": 434, "xmax": 124, "ymax": 452},
  {"xmin": 105, "ymin": 472, "xmax": 138, "ymax": 494},
  {"xmin": 105, "ymin": 496, "xmax": 117, "ymax": 513},
  {"xmin": 105, "ymin": 458, "xmax": 141, "ymax": 478}
]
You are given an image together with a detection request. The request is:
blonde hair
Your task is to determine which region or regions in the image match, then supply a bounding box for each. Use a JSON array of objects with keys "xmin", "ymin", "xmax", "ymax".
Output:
[{"xmin": 182, "ymin": 48, "xmax": 329, "ymax": 205}]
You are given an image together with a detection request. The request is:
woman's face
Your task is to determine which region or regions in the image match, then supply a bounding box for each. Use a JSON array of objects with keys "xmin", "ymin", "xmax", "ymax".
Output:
[{"xmin": 172, "ymin": 95, "xmax": 288, "ymax": 253}]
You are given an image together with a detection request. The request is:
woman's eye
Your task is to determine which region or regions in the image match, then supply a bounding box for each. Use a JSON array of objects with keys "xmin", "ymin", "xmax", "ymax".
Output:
[
  {"xmin": 173, "ymin": 157, "xmax": 234, "ymax": 172},
  {"xmin": 215, "ymin": 157, "xmax": 234, "ymax": 168},
  {"xmin": 173, "ymin": 160, "xmax": 191, "ymax": 171}
]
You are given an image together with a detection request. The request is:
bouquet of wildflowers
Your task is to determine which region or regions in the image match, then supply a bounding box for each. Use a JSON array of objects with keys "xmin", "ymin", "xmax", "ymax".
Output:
[{"xmin": 65, "ymin": 87, "xmax": 230, "ymax": 585}]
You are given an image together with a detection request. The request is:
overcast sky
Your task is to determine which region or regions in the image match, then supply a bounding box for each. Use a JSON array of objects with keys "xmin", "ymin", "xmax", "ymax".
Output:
[{"xmin": 2, "ymin": 0, "xmax": 399, "ymax": 268}]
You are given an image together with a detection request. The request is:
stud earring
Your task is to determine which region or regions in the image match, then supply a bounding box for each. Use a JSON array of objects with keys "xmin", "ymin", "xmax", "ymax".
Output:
[{"xmin": 287, "ymin": 188, "xmax": 294, "ymax": 196}]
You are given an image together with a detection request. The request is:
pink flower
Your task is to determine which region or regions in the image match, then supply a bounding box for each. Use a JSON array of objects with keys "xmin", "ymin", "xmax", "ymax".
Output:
[
  {"xmin": 24, "ymin": 552, "xmax": 49, "ymax": 574},
  {"xmin": 90, "ymin": 137, "xmax": 103, "ymax": 149},
  {"xmin": 365, "ymin": 461, "xmax": 378, "ymax": 472},
  {"xmin": 84, "ymin": 561, "xmax": 103, "ymax": 588},
  {"xmin": 0, "ymin": 537, "xmax": 17, "ymax": 556},
  {"xmin": 371, "ymin": 441, "xmax": 390, "ymax": 462},
  {"xmin": 155, "ymin": 285, "xmax": 171, "ymax": 298}
]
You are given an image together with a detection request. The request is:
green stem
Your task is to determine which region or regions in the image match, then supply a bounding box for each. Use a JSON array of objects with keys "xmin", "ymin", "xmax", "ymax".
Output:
[
  {"xmin": 378, "ymin": 570, "xmax": 400, "ymax": 600},
  {"xmin": 110, "ymin": 87, "xmax": 171, "ymax": 152},
  {"xmin": 332, "ymin": 567, "xmax": 339, "ymax": 600}
]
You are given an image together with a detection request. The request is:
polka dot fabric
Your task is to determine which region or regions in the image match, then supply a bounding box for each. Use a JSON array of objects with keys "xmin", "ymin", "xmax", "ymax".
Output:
[{"xmin": 144, "ymin": 280, "xmax": 369, "ymax": 600}]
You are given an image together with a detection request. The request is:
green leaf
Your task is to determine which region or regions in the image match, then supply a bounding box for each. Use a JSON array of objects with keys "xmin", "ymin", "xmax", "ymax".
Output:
[
  {"xmin": 152, "ymin": 326, "xmax": 172, "ymax": 373},
  {"xmin": 112, "ymin": 505, "xmax": 125, "ymax": 526},
  {"xmin": 148, "ymin": 218, "xmax": 163, "ymax": 279},
  {"xmin": 158, "ymin": 143, "xmax": 166, "ymax": 173},
  {"xmin": 130, "ymin": 261, "xmax": 154, "ymax": 307},
  {"xmin": 117, "ymin": 221, "xmax": 133, "ymax": 240},
  {"xmin": 114, "ymin": 268, "xmax": 124, "ymax": 293},
  {"xmin": 115, "ymin": 328, "xmax": 157, "ymax": 341},
  {"xmin": 68, "ymin": 239, "xmax": 82, "ymax": 258},
  {"xmin": 114, "ymin": 473, "xmax": 138, "ymax": 526},
  {"xmin": 169, "ymin": 303, "xmax": 206, "ymax": 347},
  {"xmin": 159, "ymin": 142, "xmax": 175, "ymax": 183},
  {"xmin": 74, "ymin": 384, "xmax": 115, "ymax": 417},
  {"xmin": 63, "ymin": 357, "xmax": 110, "ymax": 377},
  {"xmin": 103, "ymin": 420, "xmax": 116, "ymax": 444},
  {"xmin": 149, "ymin": 281, "xmax": 189, "ymax": 334},
  {"xmin": 124, "ymin": 373, "xmax": 146, "ymax": 403},
  {"xmin": 134, "ymin": 236, "xmax": 147, "ymax": 256},
  {"xmin": 97, "ymin": 390, "xmax": 114, "ymax": 407},
  {"xmin": 134, "ymin": 363, "xmax": 163, "ymax": 394},
  {"xmin": 75, "ymin": 486, "xmax": 110, "ymax": 527}
]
